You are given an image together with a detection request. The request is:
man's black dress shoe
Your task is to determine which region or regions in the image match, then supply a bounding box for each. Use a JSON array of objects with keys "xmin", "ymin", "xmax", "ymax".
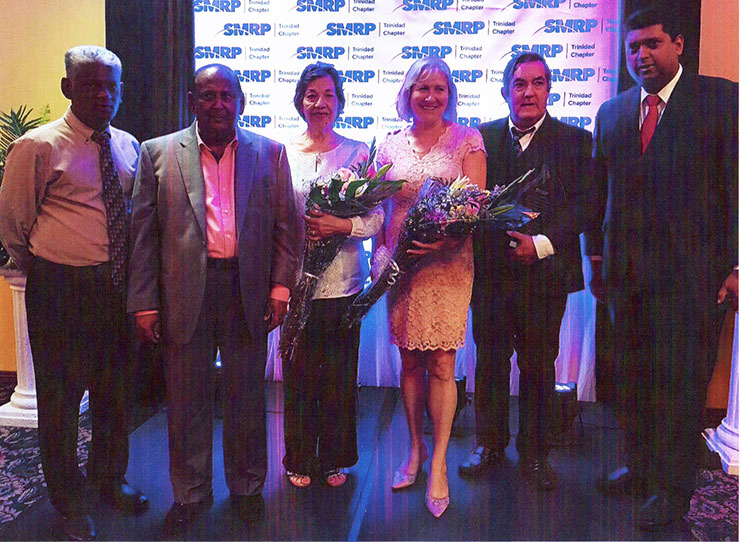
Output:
[
  {"xmin": 638, "ymin": 494, "xmax": 685, "ymax": 531},
  {"xmin": 231, "ymin": 493, "xmax": 265, "ymax": 524},
  {"xmin": 519, "ymin": 456, "xmax": 556, "ymax": 491},
  {"xmin": 596, "ymin": 466, "xmax": 647, "ymax": 496},
  {"xmin": 99, "ymin": 480, "xmax": 149, "ymax": 514},
  {"xmin": 162, "ymin": 494, "xmax": 213, "ymax": 534},
  {"xmin": 60, "ymin": 514, "xmax": 96, "ymax": 541},
  {"xmin": 459, "ymin": 446, "xmax": 503, "ymax": 477}
]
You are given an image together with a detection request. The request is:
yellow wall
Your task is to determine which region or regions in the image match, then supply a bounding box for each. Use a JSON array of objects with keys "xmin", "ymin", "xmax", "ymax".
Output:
[
  {"xmin": 0, "ymin": 1, "xmax": 105, "ymax": 372},
  {"xmin": 699, "ymin": 0, "xmax": 739, "ymax": 82}
]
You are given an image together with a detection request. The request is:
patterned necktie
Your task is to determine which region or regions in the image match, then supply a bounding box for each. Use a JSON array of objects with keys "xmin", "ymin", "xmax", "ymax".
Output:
[
  {"xmin": 640, "ymin": 94, "xmax": 662, "ymax": 155},
  {"xmin": 90, "ymin": 130, "xmax": 128, "ymax": 291},
  {"xmin": 511, "ymin": 125, "xmax": 536, "ymax": 157}
]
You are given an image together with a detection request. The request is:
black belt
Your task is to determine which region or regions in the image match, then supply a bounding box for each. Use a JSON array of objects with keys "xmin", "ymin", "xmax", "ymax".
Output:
[{"xmin": 207, "ymin": 257, "xmax": 239, "ymax": 269}]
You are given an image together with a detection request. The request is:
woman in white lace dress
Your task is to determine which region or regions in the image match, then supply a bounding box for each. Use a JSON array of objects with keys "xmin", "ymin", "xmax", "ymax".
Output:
[
  {"xmin": 376, "ymin": 57, "xmax": 486, "ymax": 517},
  {"xmin": 283, "ymin": 63, "xmax": 383, "ymax": 489}
]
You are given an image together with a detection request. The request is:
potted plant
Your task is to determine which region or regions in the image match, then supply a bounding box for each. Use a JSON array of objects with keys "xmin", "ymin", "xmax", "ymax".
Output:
[{"xmin": 0, "ymin": 105, "xmax": 49, "ymax": 266}]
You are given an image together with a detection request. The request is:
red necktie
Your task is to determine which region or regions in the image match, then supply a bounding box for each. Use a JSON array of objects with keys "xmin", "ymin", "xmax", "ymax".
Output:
[{"xmin": 640, "ymin": 95, "xmax": 661, "ymax": 155}]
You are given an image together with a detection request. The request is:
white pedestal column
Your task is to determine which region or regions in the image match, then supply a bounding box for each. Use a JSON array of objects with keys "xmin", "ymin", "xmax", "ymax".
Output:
[
  {"xmin": 0, "ymin": 270, "xmax": 87, "ymax": 428},
  {"xmin": 704, "ymin": 312, "xmax": 740, "ymax": 475}
]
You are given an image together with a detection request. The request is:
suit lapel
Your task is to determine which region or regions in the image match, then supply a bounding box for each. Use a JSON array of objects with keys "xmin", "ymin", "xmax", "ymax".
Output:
[
  {"xmin": 618, "ymin": 88, "xmax": 642, "ymax": 159},
  {"xmin": 235, "ymin": 128, "xmax": 256, "ymax": 234},
  {"xmin": 648, "ymin": 71, "xmax": 693, "ymax": 151},
  {"xmin": 176, "ymin": 124, "xmax": 207, "ymax": 240}
]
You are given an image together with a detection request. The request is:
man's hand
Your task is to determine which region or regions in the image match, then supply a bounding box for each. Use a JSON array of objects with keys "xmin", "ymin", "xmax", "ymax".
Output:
[
  {"xmin": 134, "ymin": 311, "xmax": 161, "ymax": 344},
  {"xmin": 717, "ymin": 269, "xmax": 739, "ymax": 311},
  {"xmin": 588, "ymin": 259, "xmax": 605, "ymax": 303},
  {"xmin": 506, "ymin": 231, "xmax": 538, "ymax": 265},
  {"xmin": 265, "ymin": 298, "xmax": 288, "ymax": 331}
]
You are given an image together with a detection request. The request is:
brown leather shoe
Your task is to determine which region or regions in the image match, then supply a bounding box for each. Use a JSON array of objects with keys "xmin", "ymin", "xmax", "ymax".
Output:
[
  {"xmin": 59, "ymin": 514, "xmax": 96, "ymax": 541},
  {"xmin": 458, "ymin": 446, "xmax": 504, "ymax": 478},
  {"xmin": 162, "ymin": 494, "xmax": 213, "ymax": 535},
  {"xmin": 637, "ymin": 494, "xmax": 684, "ymax": 531},
  {"xmin": 231, "ymin": 493, "xmax": 265, "ymax": 524},
  {"xmin": 98, "ymin": 480, "xmax": 149, "ymax": 514},
  {"xmin": 519, "ymin": 456, "xmax": 556, "ymax": 491}
]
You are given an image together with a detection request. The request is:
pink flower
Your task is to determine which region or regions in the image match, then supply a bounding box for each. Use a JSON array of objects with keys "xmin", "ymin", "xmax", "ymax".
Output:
[{"xmin": 337, "ymin": 167, "xmax": 353, "ymax": 183}]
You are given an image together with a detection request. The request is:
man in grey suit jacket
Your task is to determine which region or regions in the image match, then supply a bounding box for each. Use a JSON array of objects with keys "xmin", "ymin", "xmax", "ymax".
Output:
[
  {"xmin": 127, "ymin": 64, "xmax": 300, "ymax": 533},
  {"xmin": 586, "ymin": 7, "xmax": 738, "ymax": 531}
]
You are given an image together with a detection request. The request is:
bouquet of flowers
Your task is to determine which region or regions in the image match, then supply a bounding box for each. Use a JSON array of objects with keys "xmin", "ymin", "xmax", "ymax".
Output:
[
  {"xmin": 279, "ymin": 140, "xmax": 404, "ymax": 363},
  {"xmin": 344, "ymin": 166, "xmax": 545, "ymax": 327}
]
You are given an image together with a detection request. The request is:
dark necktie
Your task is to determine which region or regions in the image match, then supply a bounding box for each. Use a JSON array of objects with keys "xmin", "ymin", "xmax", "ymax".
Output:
[
  {"xmin": 511, "ymin": 125, "xmax": 536, "ymax": 157},
  {"xmin": 640, "ymin": 94, "xmax": 661, "ymax": 155},
  {"xmin": 90, "ymin": 130, "xmax": 128, "ymax": 292}
]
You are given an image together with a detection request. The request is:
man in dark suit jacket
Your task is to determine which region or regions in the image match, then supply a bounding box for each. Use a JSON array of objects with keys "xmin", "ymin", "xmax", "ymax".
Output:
[
  {"xmin": 127, "ymin": 64, "xmax": 300, "ymax": 533},
  {"xmin": 459, "ymin": 52, "xmax": 591, "ymax": 490},
  {"xmin": 585, "ymin": 6, "xmax": 738, "ymax": 531}
]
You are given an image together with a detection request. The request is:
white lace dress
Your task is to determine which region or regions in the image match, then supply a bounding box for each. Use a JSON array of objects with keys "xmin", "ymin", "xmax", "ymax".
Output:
[{"xmin": 378, "ymin": 123, "xmax": 485, "ymax": 350}]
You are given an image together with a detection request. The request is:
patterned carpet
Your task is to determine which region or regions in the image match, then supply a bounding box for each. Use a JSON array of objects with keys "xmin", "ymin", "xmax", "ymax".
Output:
[
  {"xmin": 0, "ymin": 379, "xmax": 162, "ymax": 528},
  {"xmin": 0, "ymin": 380, "xmax": 737, "ymax": 540}
]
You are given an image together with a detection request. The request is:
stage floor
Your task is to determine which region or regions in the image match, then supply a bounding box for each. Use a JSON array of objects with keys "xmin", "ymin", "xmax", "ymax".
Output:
[{"xmin": 0, "ymin": 382, "xmax": 728, "ymax": 541}]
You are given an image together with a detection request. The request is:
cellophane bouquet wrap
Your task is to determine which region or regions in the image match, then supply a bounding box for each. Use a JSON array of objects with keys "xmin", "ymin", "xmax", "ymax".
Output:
[
  {"xmin": 279, "ymin": 140, "xmax": 404, "ymax": 363},
  {"xmin": 344, "ymin": 166, "xmax": 545, "ymax": 327}
]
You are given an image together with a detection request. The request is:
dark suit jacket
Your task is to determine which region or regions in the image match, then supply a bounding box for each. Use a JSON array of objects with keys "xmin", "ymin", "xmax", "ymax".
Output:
[
  {"xmin": 127, "ymin": 123, "xmax": 300, "ymax": 344},
  {"xmin": 474, "ymin": 114, "xmax": 592, "ymax": 301},
  {"xmin": 585, "ymin": 72, "xmax": 738, "ymax": 300}
]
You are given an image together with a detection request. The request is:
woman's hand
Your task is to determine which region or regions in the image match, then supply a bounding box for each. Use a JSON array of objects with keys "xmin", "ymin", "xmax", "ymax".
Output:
[
  {"xmin": 407, "ymin": 235, "xmax": 465, "ymax": 257},
  {"xmin": 304, "ymin": 208, "xmax": 352, "ymax": 241}
]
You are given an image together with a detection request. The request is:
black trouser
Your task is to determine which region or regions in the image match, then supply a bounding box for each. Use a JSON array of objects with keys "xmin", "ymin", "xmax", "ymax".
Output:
[
  {"xmin": 472, "ymin": 281, "xmax": 567, "ymax": 459},
  {"xmin": 25, "ymin": 257, "xmax": 129, "ymax": 516},
  {"xmin": 282, "ymin": 295, "xmax": 360, "ymax": 475},
  {"xmin": 609, "ymin": 289, "xmax": 723, "ymax": 511}
]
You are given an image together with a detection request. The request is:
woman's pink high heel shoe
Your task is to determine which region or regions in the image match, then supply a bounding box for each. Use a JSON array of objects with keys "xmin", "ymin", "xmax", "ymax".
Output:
[
  {"xmin": 391, "ymin": 447, "xmax": 429, "ymax": 490},
  {"xmin": 425, "ymin": 477, "xmax": 450, "ymax": 518}
]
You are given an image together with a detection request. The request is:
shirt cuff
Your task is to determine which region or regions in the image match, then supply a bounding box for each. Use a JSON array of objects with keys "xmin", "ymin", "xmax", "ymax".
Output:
[
  {"xmin": 270, "ymin": 284, "xmax": 290, "ymax": 302},
  {"xmin": 588, "ymin": 256, "xmax": 603, "ymax": 262},
  {"xmin": 532, "ymin": 234, "xmax": 555, "ymax": 260}
]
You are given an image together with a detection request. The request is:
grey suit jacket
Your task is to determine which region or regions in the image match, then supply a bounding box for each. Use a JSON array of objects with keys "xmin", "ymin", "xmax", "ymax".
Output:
[{"xmin": 127, "ymin": 122, "xmax": 300, "ymax": 344}]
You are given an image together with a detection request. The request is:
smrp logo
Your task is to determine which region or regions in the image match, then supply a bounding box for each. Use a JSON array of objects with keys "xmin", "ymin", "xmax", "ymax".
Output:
[
  {"xmin": 338, "ymin": 70, "xmax": 376, "ymax": 83},
  {"xmin": 296, "ymin": 0, "xmax": 346, "ymax": 12},
  {"xmin": 221, "ymin": 23, "xmax": 271, "ymax": 36},
  {"xmin": 296, "ymin": 46, "xmax": 345, "ymax": 60},
  {"xmin": 546, "ymin": 92, "xmax": 561, "ymax": 106},
  {"xmin": 400, "ymin": 46, "xmax": 452, "ymax": 60},
  {"xmin": 239, "ymin": 115, "xmax": 272, "ymax": 128},
  {"xmin": 542, "ymin": 19, "xmax": 599, "ymax": 33},
  {"xmin": 235, "ymin": 70, "xmax": 271, "ymax": 83},
  {"xmin": 335, "ymin": 116, "xmax": 374, "ymax": 130},
  {"xmin": 452, "ymin": 69, "xmax": 483, "ymax": 83},
  {"xmin": 428, "ymin": 21, "xmax": 485, "ymax": 36},
  {"xmin": 194, "ymin": 46, "xmax": 242, "ymax": 60},
  {"xmin": 401, "ymin": 0, "xmax": 454, "ymax": 11},
  {"xmin": 512, "ymin": 0, "xmax": 566, "ymax": 8},
  {"xmin": 510, "ymin": 44, "xmax": 564, "ymax": 58},
  {"xmin": 193, "ymin": 0, "xmax": 241, "ymax": 12},
  {"xmin": 457, "ymin": 117, "xmax": 481, "ymax": 127},
  {"xmin": 559, "ymin": 116, "xmax": 592, "ymax": 130},
  {"xmin": 551, "ymin": 68, "xmax": 596, "ymax": 82},
  {"xmin": 325, "ymin": 22, "xmax": 376, "ymax": 36}
]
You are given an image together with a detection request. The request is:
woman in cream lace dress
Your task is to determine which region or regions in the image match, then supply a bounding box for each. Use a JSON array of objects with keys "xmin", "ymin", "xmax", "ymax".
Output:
[{"xmin": 376, "ymin": 57, "xmax": 486, "ymax": 518}]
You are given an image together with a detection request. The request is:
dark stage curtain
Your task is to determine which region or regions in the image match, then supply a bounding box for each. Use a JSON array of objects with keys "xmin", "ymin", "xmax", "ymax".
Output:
[{"xmin": 105, "ymin": 0, "xmax": 194, "ymax": 143}]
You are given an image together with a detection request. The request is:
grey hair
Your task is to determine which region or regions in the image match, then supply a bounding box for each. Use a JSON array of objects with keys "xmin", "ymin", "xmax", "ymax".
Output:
[{"xmin": 64, "ymin": 45, "xmax": 122, "ymax": 79}]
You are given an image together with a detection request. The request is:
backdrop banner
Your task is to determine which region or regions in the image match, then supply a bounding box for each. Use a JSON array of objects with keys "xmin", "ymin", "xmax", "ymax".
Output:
[{"xmin": 195, "ymin": 0, "xmax": 622, "ymax": 401}]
